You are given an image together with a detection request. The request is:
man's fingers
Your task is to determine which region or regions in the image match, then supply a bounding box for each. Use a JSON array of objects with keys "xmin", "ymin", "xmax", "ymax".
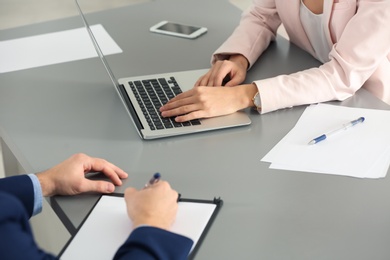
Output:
[
  {"xmin": 78, "ymin": 180, "xmax": 115, "ymax": 194},
  {"xmin": 85, "ymin": 157, "xmax": 128, "ymax": 186}
]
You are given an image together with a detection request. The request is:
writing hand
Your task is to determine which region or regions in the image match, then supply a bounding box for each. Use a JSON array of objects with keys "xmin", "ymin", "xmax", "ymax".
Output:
[{"xmin": 124, "ymin": 181, "xmax": 179, "ymax": 230}]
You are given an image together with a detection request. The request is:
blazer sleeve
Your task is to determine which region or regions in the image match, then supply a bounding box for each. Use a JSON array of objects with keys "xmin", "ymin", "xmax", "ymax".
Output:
[
  {"xmin": 0, "ymin": 175, "xmax": 35, "ymax": 218},
  {"xmin": 212, "ymin": 0, "xmax": 390, "ymax": 113},
  {"xmin": 211, "ymin": 0, "xmax": 281, "ymax": 67},
  {"xmin": 0, "ymin": 191, "xmax": 57, "ymax": 260},
  {"xmin": 256, "ymin": 0, "xmax": 390, "ymax": 113},
  {"xmin": 114, "ymin": 226, "xmax": 194, "ymax": 260}
]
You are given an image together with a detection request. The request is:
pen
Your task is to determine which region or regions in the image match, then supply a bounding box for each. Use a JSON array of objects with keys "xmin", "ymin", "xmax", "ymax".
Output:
[
  {"xmin": 144, "ymin": 172, "xmax": 161, "ymax": 188},
  {"xmin": 308, "ymin": 116, "xmax": 365, "ymax": 145}
]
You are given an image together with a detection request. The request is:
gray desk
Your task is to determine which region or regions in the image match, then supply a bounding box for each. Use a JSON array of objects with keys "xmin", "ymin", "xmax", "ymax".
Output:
[{"xmin": 1, "ymin": 0, "xmax": 390, "ymax": 259}]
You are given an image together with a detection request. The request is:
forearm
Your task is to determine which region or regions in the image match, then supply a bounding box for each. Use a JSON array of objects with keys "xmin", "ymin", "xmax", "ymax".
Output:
[
  {"xmin": 236, "ymin": 83, "xmax": 258, "ymax": 110},
  {"xmin": 254, "ymin": 64, "xmax": 354, "ymax": 114},
  {"xmin": 36, "ymin": 170, "xmax": 56, "ymax": 197}
]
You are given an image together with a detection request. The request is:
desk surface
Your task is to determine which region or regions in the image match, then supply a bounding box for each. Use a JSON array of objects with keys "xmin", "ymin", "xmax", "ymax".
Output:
[{"xmin": 1, "ymin": 0, "xmax": 390, "ymax": 259}]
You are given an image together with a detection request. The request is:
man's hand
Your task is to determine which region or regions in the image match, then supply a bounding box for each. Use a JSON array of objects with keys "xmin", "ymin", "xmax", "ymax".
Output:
[
  {"xmin": 36, "ymin": 153, "xmax": 128, "ymax": 197},
  {"xmin": 124, "ymin": 181, "xmax": 179, "ymax": 230}
]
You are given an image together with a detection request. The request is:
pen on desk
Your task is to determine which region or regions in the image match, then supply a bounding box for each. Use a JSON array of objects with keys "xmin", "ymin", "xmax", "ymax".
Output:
[
  {"xmin": 308, "ymin": 117, "xmax": 365, "ymax": 145},
  {"xmin": 144, "ymin": 172, "xmax": 161, "ymax": 188}
]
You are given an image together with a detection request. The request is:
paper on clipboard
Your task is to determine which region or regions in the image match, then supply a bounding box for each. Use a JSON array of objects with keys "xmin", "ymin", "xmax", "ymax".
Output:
[{"xmin": 60, "ymin": 195, "xmax": 222, "ymax": 260}]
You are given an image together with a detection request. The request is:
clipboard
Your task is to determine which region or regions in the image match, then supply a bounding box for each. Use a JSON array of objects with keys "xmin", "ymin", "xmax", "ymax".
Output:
[{"xmin": 59, "ymin": 193, "xmax": 223, "ymax": 259}]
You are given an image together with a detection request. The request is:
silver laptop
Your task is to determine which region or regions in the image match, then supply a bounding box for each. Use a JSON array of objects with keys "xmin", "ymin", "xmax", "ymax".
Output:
[{"xmin": 75, "ymin": 1, "xmax": 251, "ymax": 139}]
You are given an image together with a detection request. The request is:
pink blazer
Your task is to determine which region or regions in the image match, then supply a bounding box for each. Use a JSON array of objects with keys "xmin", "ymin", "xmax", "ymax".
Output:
[{"xmin": 212, "ymin": 0, "xmax": 390, "ymax": 113}]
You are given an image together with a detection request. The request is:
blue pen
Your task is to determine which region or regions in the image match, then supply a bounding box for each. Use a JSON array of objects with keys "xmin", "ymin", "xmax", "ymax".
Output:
[
  {"xmin": 144, "ymin": 172, "xmax": 161, "ymax": 187},
  {"xmin": 308, "ymin": 117, "xmax": 365, "ymax": 145}
]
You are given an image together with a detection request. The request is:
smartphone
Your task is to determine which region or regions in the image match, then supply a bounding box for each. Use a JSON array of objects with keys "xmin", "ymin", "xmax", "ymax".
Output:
[{"xmin": 149, "ymin": 21, "xmax": 207, "ymax": 39}]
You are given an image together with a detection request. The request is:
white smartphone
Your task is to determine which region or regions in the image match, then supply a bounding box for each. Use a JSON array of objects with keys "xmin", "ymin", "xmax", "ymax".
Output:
[{"xmin": 149, "ymin": 21, "xmax": 207, "ymax": 39}]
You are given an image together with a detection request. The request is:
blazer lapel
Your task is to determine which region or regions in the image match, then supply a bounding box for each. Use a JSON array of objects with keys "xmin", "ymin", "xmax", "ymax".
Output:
[
  {"xmin": 279, "ymin": 0, "xmax": 315, "ymax": 56},
  {"xmin": 323, "ymin": 0, "xmax": 335, "ymax": 46}
]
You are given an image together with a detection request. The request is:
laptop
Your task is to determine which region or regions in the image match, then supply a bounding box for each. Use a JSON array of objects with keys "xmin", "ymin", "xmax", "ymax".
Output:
[{"xmin": 75, "ymin": 1, "xmax": 251, "ymax": 139}]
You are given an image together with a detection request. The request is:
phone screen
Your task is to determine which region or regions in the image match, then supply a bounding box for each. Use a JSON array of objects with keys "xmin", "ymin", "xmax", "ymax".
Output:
[{"xmin": 156, "ymin": 22, "xmax": 201, "ymax": 35}]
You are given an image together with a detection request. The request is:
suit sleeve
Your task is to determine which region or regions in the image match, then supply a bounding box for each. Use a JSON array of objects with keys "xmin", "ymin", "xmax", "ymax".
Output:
[
  {"xmin": 0, "ymin": 191, "xmax": 57, "ymax": 260},
  {"xmin": 0, "ymin": 175, "xmax": 35, "ymax": 218},
  {"xmin": 114, "ymin": 226, "xmax": 194, "ymax": 260}
]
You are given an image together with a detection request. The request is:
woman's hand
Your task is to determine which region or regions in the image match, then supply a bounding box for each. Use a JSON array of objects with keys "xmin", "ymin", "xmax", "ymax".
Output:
[
  {"xmin": 160, "ymin": 83, "xmax": 258, "ymax": 122},
  {"xmin": 195, "ymin": 54, "xmax": 249, "ymax": 87}
]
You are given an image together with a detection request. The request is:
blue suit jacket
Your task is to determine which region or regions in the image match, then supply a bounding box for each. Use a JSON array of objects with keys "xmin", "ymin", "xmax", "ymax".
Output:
[{"xmin": 0, "ymin": 175, "xmax": 193, "ymax": 260}]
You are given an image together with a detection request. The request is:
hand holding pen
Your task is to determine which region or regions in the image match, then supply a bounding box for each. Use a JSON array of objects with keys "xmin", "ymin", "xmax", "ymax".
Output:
[
  {"xmin": 124, "ymin": 173, "xmax": 179, "ymax": 229},
  {"xmin": 308, "ymin": 117, "xmax": 365, "ymax": 145},
  {"xmin": 144, "ymin": 172, "xmax": 161, "ymax": 188},
  {"xmin": 144, "ymin": 172, "xmax": 181, "ymax": 199}
]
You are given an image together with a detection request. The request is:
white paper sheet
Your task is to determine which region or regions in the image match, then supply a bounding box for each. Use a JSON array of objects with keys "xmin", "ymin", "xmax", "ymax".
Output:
[
  {"xmin": 0, "ymin": 24, "xmax": 122, "ymax": 73},
  {"xmin": 262, "ymin": 104, "xmax": 390, "ymax": 178},
  {"xmin": 61, "ymin": 195, "xmax": 217, "ymax": 260}
]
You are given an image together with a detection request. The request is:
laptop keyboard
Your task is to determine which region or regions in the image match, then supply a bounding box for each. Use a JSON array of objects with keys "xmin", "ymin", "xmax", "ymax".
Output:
[{"xmin": 129, "ymin": 77, "xmax": 201, "ymax": 130}]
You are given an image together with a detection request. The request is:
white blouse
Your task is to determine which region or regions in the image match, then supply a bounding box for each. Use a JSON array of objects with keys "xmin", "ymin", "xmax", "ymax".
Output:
[{"xmin": 300, "ymin": 1, "xmax": 331, "ymax": 63}]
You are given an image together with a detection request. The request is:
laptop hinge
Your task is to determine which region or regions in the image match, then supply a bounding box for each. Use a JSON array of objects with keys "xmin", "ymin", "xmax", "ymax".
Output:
[{"xmin": 117, "ymin": 84, "xmax": 144, "ymax": 132}]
